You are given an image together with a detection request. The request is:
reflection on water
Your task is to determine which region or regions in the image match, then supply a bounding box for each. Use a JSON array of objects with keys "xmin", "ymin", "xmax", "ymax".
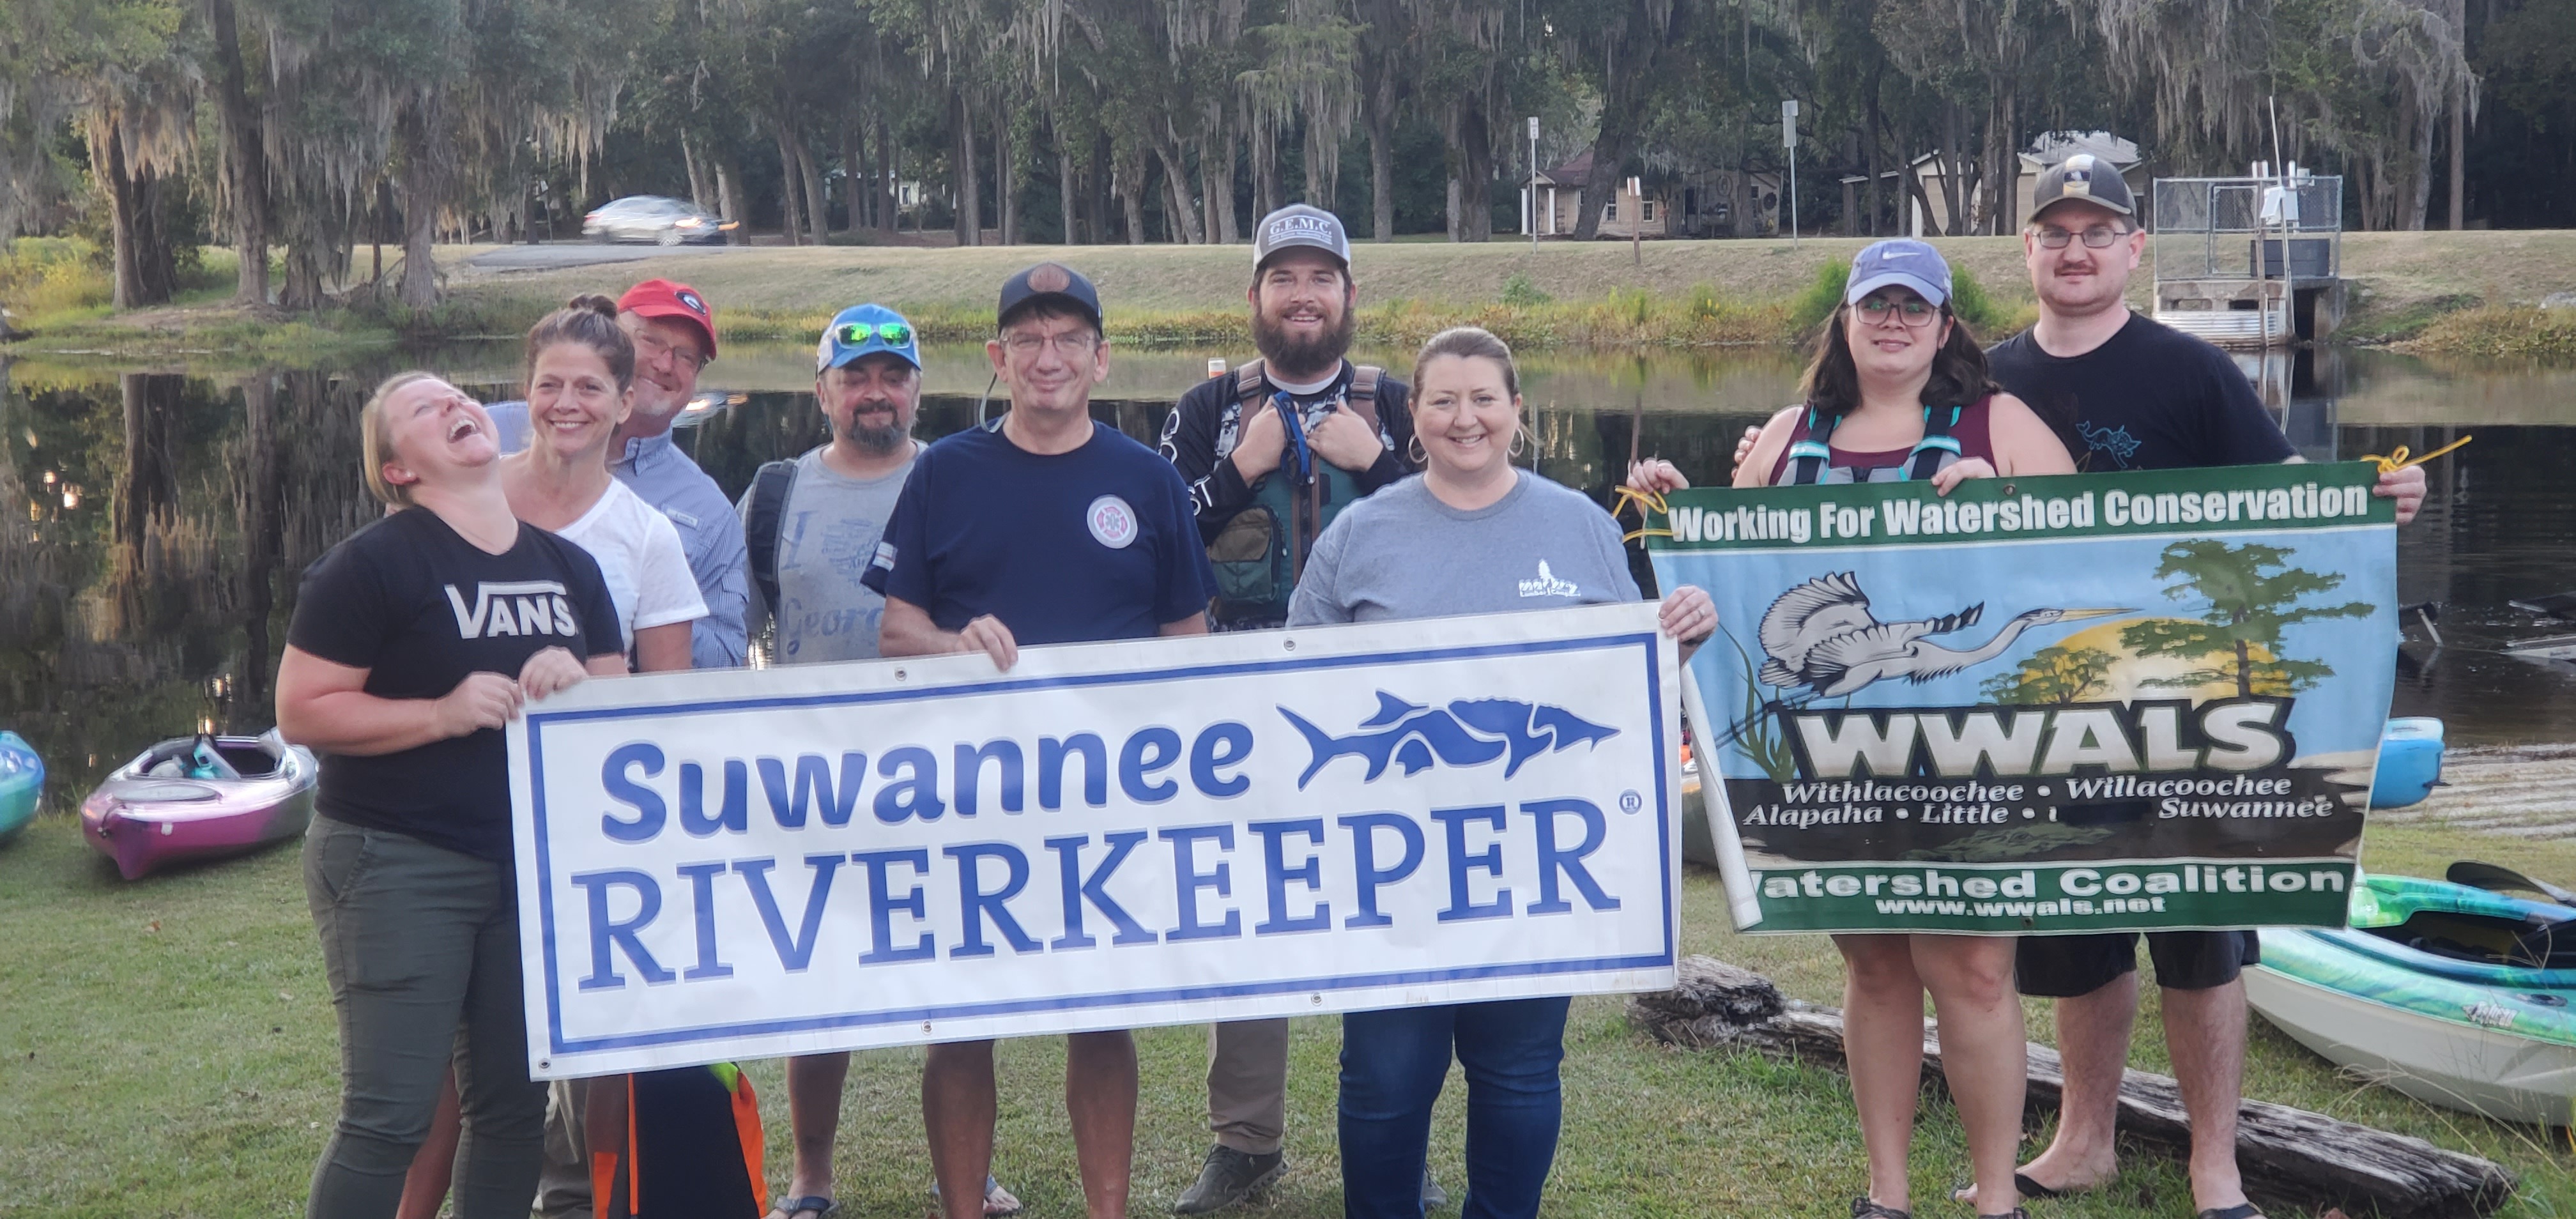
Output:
[{"xmin": 4, "ymin": 344, "xmax": 2572, "ymax": 804}]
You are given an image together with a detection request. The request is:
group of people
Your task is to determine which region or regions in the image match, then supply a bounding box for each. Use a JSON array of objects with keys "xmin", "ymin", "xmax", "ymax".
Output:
[{"xmin": 274, "ymin": 167, "xmax": 2423, "ymax": 1219}]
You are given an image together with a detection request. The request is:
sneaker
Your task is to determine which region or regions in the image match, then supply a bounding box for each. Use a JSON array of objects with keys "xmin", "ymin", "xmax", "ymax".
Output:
[
  {"xmin": 1422, "ymin": 1168, "xmax": 1450, "ymax": 1210},
  {"xmin": 1172, "ymin": 1144, "xmax": 1286, "ymax": 1215}
]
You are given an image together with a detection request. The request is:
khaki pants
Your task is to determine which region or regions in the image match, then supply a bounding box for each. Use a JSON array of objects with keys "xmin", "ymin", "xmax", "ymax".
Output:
[
  {"xmin": 533, "ymin": 1077, "xmax": 593, "ymax": 1219},
  {"xmin": 1206, "ymin": 1018, "xmax": 1291, "ymax": 1155}
]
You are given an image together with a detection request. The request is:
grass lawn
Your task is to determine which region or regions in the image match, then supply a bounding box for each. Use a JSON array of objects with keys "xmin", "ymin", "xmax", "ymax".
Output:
[{"xmin": 2, "ymin": 815, "xmax": 2572, "ymax": 1217}]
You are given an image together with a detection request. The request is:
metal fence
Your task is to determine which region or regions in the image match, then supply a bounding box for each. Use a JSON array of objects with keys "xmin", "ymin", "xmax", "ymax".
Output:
[{"xmin": 2152, "ymin": 176, "xmax": 2343, "ymax": 281}]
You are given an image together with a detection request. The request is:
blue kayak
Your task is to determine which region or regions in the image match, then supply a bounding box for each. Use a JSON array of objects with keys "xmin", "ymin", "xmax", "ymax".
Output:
[{"xmin": 0, "ymin": 731, "xmax": 42, "ymax": 842}]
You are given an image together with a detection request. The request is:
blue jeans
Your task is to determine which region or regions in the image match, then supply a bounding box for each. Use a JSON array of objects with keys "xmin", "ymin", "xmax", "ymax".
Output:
[{"xmin": 1338, "ymin": 997, "xmax": 1570, "ymax": 1219}]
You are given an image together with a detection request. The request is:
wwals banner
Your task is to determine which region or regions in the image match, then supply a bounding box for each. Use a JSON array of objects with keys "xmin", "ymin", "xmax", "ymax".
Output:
[
  {"xmin": 1648, "ymin": 463, "xmax": 2395, "ymax": 936},
  {"xmin": 509, "ymin": 604, "xmax": 1680, "ymax": 1078}
]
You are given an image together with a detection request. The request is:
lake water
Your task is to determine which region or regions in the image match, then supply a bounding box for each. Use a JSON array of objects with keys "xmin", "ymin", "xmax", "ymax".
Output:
[{"xmin": 4, "ymin": 342, "xmax": 2570, "ymax": 801}]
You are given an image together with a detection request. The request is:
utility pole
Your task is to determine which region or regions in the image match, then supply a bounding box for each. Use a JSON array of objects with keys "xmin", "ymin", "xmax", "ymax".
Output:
[
  {"xmin": 1529, "ymin": 116, "xmax": 1541, "ymax": 252},
  {"xmin": 1782, "ymin": 99, "xmax": 1800, "ymax": 246}
]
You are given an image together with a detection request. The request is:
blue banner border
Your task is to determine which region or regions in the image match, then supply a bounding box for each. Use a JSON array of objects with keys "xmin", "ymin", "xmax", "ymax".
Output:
[{"xmin": 525, "ymin": 630, "xmax": 1676, "ymax": 1058}]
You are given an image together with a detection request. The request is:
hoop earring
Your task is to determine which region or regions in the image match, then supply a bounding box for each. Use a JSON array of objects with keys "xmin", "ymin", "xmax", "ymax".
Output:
[
  {"xmin": 1508, "ymin": 424, "xmax": 1529, "ymax": 459},
  {"xmin": 1407, "ymin": 433, "xmax": 1427, "ymax": 466}
]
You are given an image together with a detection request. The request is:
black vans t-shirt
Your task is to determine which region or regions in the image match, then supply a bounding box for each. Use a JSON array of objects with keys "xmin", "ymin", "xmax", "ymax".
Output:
[
  {"xmin": 1986, "ymin": 312, "xmax": 2293, "ymax": 472},
  {"xmin": 288, "ymin": 507, "xmax": 622, "ymax": 861}
]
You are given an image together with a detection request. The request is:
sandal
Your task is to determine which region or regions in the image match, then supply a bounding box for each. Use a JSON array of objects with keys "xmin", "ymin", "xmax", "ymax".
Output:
[
  {"xmin": 766, "ymin": 1197, "xmax": 836, "ymax": 1219},
  {"xmin": 1853, "ymin": 1200, "xmax": 1914, "ymax": 1219},
  {"xmin": 929, "ymin": 1175, "xmax": 1025, "ymax": 1218},
  {"xmin": 2197, "ymin": 1207, "xmax": 2266, "ymax": 1219}
]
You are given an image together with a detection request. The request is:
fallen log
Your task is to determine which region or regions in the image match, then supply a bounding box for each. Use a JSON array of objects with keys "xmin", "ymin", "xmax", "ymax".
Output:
[{"xmin": 1630, "ymin": 956, "xmax": 2517, "ymax": 1219}]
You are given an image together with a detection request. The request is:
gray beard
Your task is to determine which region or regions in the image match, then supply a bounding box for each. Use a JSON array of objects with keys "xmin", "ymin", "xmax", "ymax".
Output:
[{"xmin": 845, "ymin": 419, "xmax": 910, "ymax": 454}]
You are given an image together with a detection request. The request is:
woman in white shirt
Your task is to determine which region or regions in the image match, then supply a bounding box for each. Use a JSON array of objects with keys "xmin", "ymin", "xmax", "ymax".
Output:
[{"xmin": 502, "ymin": 295, "xmax": 707, "ymax": 671}]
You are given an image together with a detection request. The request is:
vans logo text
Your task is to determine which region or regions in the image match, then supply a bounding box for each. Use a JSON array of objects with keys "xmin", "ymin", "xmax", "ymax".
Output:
[{"xmin": 445, "ymin": 581, "xmax": 577, "ymax": 639}]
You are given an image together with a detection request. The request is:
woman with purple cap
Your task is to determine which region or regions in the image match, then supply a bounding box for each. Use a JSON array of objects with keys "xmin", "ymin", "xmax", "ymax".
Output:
[{"xmin": 1735, "ymin": 239, "xmax": 2071, "ymax": 1219}]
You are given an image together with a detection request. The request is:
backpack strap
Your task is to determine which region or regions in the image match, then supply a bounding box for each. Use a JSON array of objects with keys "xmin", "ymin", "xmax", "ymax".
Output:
[
  {"xmin": 1782, "ymin": 406, "xmax": 1834, "ymax": 485},
  {"xmin": 744, "ymin": 458, "xmax": 801, "ymax": 613},
  {"xmin": 1234, "ymin": 358, "xmax": 1269, "ymax": 410},
  {"xmin": 1903, "ymin": 404, "xmax": 1966, "ymax": 480},
  {"xmin": 1344, "ymin": 364, "xmax": 1384, "ymax": 431}
]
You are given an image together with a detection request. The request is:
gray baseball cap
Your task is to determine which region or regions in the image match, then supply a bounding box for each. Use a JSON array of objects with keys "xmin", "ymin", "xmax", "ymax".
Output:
[
  {"xmin": 2027, "ymin": 153, "xmax": 2137, "ymax": 226},
  {"xmin": 1253, "ymin": 204, "xmax": 1352, "ymax": 270}
]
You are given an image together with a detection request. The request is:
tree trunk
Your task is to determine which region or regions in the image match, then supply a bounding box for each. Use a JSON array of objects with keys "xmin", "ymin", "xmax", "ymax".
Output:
[
  {"xmin": 1150, "ymin": 125, "xmax": 1206, "ymax": 243},
  {"xmin": 1938, "ymin": 102, "xmax": 1968, "ymax": 237},
  {"xmin": 1448, "ymin": 103, "xmax": 1494, "ymax": 242},
  {"xmin": 1117, "ymin": 156, "xmax": 1146, "ymax": 245},
  {"xmin": 878, "ymin": 115, "xmax": 899, "ymax": 234},
  {"xmin": 841, "ymin": 128, "xmax": 862, "ymax": 235},
  {"xmin": 397, "ymin": 111, "xmax": 441, "ymax": 309},
  {"xmin": 1863, "ymin": 79, "xmax": 1884, "ymax": 237},
  {"xmin": 798, "ymin": 134, "xmax": 830, "ymax": 247},
  {"xmin": 2405, "ymin": 104, "xmax": 2434, "ymax": 232},
  {"xmin": 1368, "ymin": 109, "xmax": 1395, "ymax": 241},
  {"xmin": 955, "ymin": 93, "xmax": 982, "ymax": 247},
  {"xmin": 204, "ymin": 0, "xmax": 270, "ymax": 306},
  {"xmin": 2447, "ymin": 0, "xmax": 2465, "ymax": 230},
  {"xmin": 1059, "ymin": 128, "xmax": 1080, "ymax": 245},
  {"xmin": 716, "ymin": 156, "xmax": 749, "ymax": 245},
  {"xmin": 682, "ymin": 134, "xmax": 712, "ymax": 210},
  {"xmin": 1205, "ymin": 125, "xmax": 1234, "ymax": 244},
  {"xmin": 774, "ymin": 126, "xmax": 805, "ymax": 245},
  {"xmin": 995, "ymin": 95, "xmax": 1017, "ymax": 245}
]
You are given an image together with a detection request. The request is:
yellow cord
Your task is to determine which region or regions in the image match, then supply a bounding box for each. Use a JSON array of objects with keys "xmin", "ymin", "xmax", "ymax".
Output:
[
  {"xmin": 1613, "ymin": 484, "xmax": 1673, "ymax": 543},
  {"xmin": 2360, "ymin": 435, "xmax": 2472, "ymax": 475}
]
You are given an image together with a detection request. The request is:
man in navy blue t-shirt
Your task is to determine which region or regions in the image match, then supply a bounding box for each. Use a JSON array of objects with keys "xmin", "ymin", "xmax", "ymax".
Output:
[{"xmin": 862, "ymin": 262, "xmax": 1213, "ymax": 1219}]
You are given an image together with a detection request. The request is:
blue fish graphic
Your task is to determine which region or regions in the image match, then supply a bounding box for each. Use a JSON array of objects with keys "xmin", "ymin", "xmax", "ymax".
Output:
[{"xmin": 1277, "ymin": 692, "xmax": 1621, "ymax": 788}]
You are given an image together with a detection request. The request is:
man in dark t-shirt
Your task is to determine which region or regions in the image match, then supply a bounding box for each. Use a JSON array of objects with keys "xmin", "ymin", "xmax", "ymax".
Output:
[
  {"xmin": 1970, "ymin": 157, "xmax": 2423, "ymax": 1219},
  {"xmin": 864, "ymin": 263, "xmax": 1213, "ymax": 1219}
]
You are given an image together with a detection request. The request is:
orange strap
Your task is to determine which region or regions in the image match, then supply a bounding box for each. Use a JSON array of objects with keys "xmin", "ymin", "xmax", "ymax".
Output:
[{"xmin": 732, "ymin": 1070, "xmax": 767, "ymax": 1216}]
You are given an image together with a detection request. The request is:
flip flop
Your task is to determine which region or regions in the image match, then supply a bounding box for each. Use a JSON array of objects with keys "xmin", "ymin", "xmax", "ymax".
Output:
[
  {"xmin": 1949, "ymin": 1173, "xmax": 2078, "ymax": 1205},
  {"xmin": 765, "ymin": 1197, "xmax": 836, "ymax": 1219},
  {"xmin": 2197, "ymin": 1206, "xmax": 2266, "ymax": 1219}
]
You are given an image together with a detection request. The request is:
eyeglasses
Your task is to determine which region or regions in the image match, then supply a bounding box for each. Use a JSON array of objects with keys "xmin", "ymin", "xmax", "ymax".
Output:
[
  {"xmin": 1000, "ymin": 331, "xmax": 1101, "ymax": 357},
  {"xmin": 2034, "ymin": 225, "xmax": 2133, "ymax": 249},
  {"xmin": 835, "ymin": 320, "xmax": 915, "ymax": 349},
  {"xmin": 631, "ymin": 329, "xmax": 706, "ymax": 372},
  {"xmin": 1855, "ymin": 296, "xmax": 1939, "ymax": 327}
]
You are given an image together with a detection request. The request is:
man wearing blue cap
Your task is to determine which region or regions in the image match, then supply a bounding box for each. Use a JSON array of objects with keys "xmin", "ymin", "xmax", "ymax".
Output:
[
  {"xmin": 867, "ymin": 263, "xmax": 1215, "ymax": 1219},
  {"xmin": 733, "ymin": 303, "xmax": 945, "ymax": 1219}
]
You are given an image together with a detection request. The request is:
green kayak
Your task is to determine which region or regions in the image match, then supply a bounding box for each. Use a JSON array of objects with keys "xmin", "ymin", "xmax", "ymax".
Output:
[{"xmin": 2245, "ymin": 872, "xmax": 2576, "ymax": 1126}]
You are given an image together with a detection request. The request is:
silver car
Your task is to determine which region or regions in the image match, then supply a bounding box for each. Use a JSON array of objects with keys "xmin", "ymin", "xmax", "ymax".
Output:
[{"xmin": 582, "ymin": 195, "xmax": 735, "ymax": 246}]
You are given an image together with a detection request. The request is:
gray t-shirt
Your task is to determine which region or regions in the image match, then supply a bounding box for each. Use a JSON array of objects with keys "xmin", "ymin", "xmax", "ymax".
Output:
[
  {"xmin": 737, "ymin": 445, "xmax": 916, "ymax": 664},
  {"xmin": 1287, "ymin": 471, "xmax": 1642, "ymax": 626}
]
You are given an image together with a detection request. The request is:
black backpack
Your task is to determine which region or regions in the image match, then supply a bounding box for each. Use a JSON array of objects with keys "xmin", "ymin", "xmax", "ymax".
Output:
[{"xmin": 742, "ymin": 458, "xmax": 799, "ymax": 612}]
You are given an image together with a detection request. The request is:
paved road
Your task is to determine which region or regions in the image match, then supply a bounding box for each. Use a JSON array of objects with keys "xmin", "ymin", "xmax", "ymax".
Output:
[{"xmin": 460, "ymin": 242, "xmax": 740, "ymax": 272}]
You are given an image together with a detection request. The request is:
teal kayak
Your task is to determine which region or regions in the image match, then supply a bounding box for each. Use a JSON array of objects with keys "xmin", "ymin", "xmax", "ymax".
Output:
[
  {"xmin": 0, "ymin": 732, "xmax": 41, "ymax": 842},
  {"xmin": 2245, "ymin": 873, "xmax": 2576, "ymax": 1126}
]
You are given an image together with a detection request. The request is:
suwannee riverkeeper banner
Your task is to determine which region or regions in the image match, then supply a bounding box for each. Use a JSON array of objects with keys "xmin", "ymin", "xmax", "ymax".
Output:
[
  {"xmin": 507, "ymin": 604, "xmax": 1681, "ymax": 1078},
  {"xmin": 1646, "ymin": 462, "xmax": 2395, "ymax": 937}
]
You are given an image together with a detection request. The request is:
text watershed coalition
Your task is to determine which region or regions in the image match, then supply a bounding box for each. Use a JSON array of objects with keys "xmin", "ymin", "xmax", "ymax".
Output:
[
  {"xmin": 1665, "ymin": 482, "xmax": 2375, "ymax": 546},
  {"xmin": 562, "ymin": 718, "xmax": 1643, "ymax": 993}
]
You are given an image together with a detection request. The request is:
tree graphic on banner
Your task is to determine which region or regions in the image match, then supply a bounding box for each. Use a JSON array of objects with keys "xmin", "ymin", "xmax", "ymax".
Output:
[
  {"xmin": 1979, "ymin": 644, "xmax": 2119, "ymax": 705},
  {"xmin": 2120, "ymin": 539, "xmax": 2371, "ymax": 698}
]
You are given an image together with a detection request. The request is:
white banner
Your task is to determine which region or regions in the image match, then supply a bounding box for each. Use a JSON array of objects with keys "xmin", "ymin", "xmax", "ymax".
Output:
[{"xmin": 508, "ymin": 602, "xmax": 1682, "ymax": 1078}]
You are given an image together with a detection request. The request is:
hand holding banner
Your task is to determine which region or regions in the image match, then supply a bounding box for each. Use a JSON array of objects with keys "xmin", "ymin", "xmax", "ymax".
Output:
[
  {"xmin": 508, "ymin": 603, "xmax": 1681, "ymax": 1078},
  {"xmin": 1648, "ymin": 462, "xmax": 2396, "ymax": 936}
]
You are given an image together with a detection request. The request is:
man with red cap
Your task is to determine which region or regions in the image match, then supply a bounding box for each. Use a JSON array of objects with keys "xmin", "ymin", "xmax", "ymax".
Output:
[{"xmin": 487, "ymin": 277, "xmax": 750, "ymax": 670}]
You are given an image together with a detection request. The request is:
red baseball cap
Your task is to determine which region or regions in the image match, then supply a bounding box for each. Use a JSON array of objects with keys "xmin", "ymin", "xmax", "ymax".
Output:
[{"xmin": 617, "ymin": 278, "xmax": 717, "ymax": 361}]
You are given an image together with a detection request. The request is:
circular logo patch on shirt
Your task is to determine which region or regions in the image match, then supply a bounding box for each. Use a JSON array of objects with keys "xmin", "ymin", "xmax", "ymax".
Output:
[{"xmin": 1086, "ymin": 494, "xmax": 1138, "ymax": 549}]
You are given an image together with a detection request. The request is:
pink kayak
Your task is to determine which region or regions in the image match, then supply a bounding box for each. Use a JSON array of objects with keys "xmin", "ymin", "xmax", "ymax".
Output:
[{"xmin": 81, "ymin": 731, "xmax": 317, "ymax": 880}]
